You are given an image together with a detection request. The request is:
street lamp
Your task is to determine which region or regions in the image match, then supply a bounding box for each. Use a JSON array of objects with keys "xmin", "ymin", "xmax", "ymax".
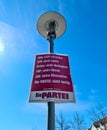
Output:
[{"xmin": 37, "ymin": 11, "xmax": 66, "ymax": 130}]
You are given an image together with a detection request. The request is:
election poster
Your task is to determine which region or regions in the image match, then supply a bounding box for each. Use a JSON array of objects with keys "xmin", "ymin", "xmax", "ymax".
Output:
[{"xmin": 29, "ymin": 53, "xmax": 75, "ymax": 103}]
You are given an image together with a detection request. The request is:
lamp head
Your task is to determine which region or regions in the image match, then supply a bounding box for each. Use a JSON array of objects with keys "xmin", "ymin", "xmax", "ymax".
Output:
[{"xmin": 37, "ymin": 12, "xmax": 66, "ymax": 39}]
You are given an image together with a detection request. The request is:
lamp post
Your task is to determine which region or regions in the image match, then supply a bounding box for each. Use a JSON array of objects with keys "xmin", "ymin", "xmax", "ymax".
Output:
[{"xmin": 37, "ymin": 12, "xmax": 66, "ymax": 130}]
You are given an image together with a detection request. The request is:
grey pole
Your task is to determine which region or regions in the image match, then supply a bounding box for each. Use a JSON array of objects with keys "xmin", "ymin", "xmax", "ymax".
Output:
[
  {"xmin": 47, "ymin": 21, "xmax": 56, "ymax": 130},
  {"xmin": 47, "ymin": 102, "xmax": 55, "ymax": 130}
]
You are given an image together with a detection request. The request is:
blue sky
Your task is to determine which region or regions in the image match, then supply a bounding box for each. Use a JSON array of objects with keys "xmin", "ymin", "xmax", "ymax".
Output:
[{"xmin": 0, "ymin": 0, "xmax": 107, "ymax": 130}]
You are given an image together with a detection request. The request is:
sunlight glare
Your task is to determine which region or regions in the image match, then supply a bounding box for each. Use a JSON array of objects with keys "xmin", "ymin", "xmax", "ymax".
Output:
[{"xmin": 0, "ymin": 41, "xmax": 5, "ymax": 54}]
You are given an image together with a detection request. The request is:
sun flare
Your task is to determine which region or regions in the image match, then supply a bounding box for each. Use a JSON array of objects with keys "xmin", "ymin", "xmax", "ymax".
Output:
[{"xmin": 0, "ymin": 42, "xmax": 4, "ymax": 54}]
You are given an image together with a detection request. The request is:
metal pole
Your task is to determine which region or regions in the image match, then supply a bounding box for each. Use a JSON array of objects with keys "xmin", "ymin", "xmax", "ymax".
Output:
[
  {"xmin": 47, "ymin": 33, "xmax": 55, "ymax": 130},
  {"xmin": 47, "ymin": 102, "xmax": 55, "ymax": 130}
]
